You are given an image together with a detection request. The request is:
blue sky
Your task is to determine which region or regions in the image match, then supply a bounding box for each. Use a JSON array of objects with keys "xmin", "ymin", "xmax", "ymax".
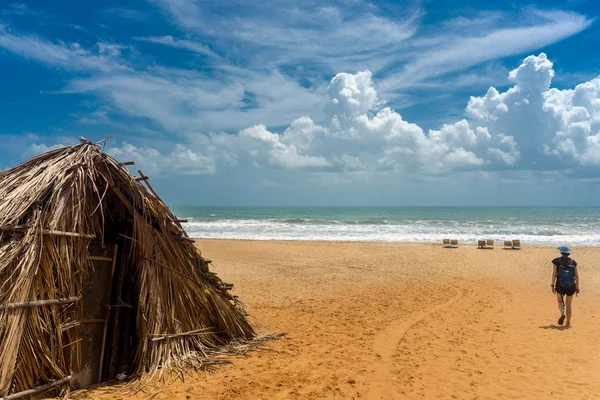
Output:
[{"xmin": 1, "ymin": 0, "xmax": 600, "ymax": 206}]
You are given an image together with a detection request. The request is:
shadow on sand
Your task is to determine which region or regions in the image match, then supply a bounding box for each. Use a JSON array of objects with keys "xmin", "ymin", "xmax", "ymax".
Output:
[{"xmin": 538, "ymin": 325, "xmax": 568, "ymax": 330}]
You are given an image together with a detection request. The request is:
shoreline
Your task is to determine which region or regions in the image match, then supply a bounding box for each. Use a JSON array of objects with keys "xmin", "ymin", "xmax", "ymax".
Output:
[{"xmin": 193, "ymin": 237, "xmax": 597, "ymax": 249}]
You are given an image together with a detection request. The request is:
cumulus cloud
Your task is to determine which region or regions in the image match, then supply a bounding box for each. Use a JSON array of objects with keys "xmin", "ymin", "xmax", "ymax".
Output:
[
  {"xmin": 110, "ymin": 69, "xmax": 522, "ymax": 175},
  {"xmin": 20, "ymin": 53, "xmax": 600, "ymax": 182},
  {"xmin": 107, "ymin": 142, "xmax": 216, "ymax": 176},
  {"xmin": 467, "ymin": 53, "xmax": 600, "ymax": 167},
  {"xmin": 25, "ymin": 143, "xmax": 66, "ymax": 157}
]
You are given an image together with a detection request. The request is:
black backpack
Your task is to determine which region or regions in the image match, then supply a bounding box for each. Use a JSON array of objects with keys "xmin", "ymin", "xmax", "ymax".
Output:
[{"xmin": 558, "ymin": 259, "xmax": 576, "ymax": 288}]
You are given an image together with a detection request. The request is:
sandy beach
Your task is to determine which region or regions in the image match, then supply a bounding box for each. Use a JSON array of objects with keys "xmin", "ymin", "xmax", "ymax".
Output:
[{"xmin": 75, "ymin": 239, "xmax": 600, "ymax": 399}]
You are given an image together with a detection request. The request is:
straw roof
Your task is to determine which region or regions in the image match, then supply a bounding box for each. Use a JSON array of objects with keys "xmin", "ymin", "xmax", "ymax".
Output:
[{"xmin": 0, "ymin": 139, "xmax": 256, "ymax": 397}]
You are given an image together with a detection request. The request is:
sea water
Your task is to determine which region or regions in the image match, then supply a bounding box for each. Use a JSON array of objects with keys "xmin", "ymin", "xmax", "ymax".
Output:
[{"xmin": 170, "ymin": 206, "xmax": 600, "ymax": 246}]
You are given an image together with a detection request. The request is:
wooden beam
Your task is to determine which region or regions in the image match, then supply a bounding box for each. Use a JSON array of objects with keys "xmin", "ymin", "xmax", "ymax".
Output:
[
  {"xmin": 143, "ymin": 257, "xmax": 197, "ymax": 282},
  {"xmin": 0, "ymin": 225, "xmax": 94, "ymax": 238},
  {"xmin": 88, "ymin": 256, "xmax": 113, "ymax": 261},
  {"xmin": 118, "ymin": 161, "xmax": 135, "ymax": 166},
  {"xmin": 137, "ymin": 169, "xmax": 163, "ymax": 201},
  {"xmin": 135, "ymin": 170, "xmax": 194, "ymax": 239},
  {"xmin": 41, "ymin": 229, "xmax": 95, "ymax": 239},
  {"xmin": 0, "ymin": 376, "xmax": 71, "ymax": 400},
  {"xmin": 98, "ymin": 244, "xmax": 118, "ymax": 383},
  {"xmin": 0, "ymin": 224, "xmax": 27, "ymax": 232},
  {"xmin": 176, "ymin": 235, "xmax": 195, "ymax": 243},
  {"xmin": 0, "ymin": 297, "xmax": 80, "ymax": 311},
  {"xmin": 149, "ymin": 328, "xmax": 216, "ymax": 342},
  {"xmin": 175, "ymin": 219, "xmax": 189, "ymax": 223}
]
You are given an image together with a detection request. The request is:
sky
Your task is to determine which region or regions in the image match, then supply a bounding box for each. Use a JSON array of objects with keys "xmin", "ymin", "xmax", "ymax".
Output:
[{"xmin": 1, "ymin": 0, "xmax": 600, "ymax": 206}]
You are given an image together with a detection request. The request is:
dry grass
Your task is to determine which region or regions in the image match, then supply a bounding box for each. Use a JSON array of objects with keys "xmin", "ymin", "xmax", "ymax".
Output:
[{"xmin": 0, "ymin": 140, "xmax": 256, "ymax": 397}]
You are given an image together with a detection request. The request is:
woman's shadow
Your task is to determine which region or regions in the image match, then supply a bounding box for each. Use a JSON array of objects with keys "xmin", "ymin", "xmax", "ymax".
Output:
[{"xmin": 539, "ymin": 325, "xmax": 568, "ymax": 330}]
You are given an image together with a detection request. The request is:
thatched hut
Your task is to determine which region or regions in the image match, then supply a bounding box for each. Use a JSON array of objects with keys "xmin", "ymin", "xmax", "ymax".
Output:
[{"xmin": 0, "ymin": 139, "xmax": 255, "ymax": 398}]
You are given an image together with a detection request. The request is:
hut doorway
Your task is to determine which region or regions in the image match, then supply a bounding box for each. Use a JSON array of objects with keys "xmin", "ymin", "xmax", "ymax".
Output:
[{"xmin": 71, "ymin": 240, "xmax": 138, "ymax": 389}]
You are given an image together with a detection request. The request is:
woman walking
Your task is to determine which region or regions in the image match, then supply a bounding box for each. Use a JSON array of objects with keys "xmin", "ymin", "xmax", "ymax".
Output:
[{"xmin": 551, "ymin": 245, "xmax": 579, "ymax": 328}]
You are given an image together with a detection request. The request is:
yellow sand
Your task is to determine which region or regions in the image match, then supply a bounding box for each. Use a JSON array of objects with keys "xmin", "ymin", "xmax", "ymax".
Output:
[{"xmin": 74, "ymin": 240, "xmax": 600, "ymax": 399}]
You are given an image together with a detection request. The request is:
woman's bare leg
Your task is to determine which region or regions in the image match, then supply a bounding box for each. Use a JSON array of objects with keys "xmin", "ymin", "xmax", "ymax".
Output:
[
  {"xmin": 556, "ymin": 292, "xmax": 565, "ymax": 324},
  {"xmin": 565, "ymin": 295, "xmax": 573, "ymax": 328}
]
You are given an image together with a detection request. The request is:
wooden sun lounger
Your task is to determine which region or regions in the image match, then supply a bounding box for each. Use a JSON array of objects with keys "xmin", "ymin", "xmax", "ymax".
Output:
[
  {"xmin": 486, "ymin": 239, "xmax": 494, "ymax": 249},
  {"xmin": 450, "ymin": 239, "xmax": 459, "ymax": 248},
  {"xmin": 443, "ymin": 238, "xmax": 452, "ymax": 248},
  {"xmin": 504, "ymin": 240, "xmax": 513, "ymax": 249},
  {"xmin": 477, "ymin": 240, "xmax": 486, "ymax": 249},
  {"xmin": 512, "ymin": 239, "xmax": 521, "ymax": 250}
]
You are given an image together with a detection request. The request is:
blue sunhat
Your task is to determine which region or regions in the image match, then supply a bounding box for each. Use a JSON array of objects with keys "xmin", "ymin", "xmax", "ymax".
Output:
[{"xmin": 557, "ymin": 245, "xmax": 572, "ymax": 254}]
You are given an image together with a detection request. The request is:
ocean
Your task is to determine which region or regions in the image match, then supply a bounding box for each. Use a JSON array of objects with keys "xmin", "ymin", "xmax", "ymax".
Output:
[{"xmin": 170, "ymin": 206, "xmax": 600, "ymax": 246}]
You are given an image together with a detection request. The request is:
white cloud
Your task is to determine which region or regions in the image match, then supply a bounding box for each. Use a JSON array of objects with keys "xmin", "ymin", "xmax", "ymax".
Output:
[
  {"xmin": 97, "ymin": 53, "xmax": 600, "ymax": 180},
  {"xmin": 380, "ymin": 10, "xmax": 591, "ymax": 90},
  {"xmin": 25, "ymin": 143, "xmax": 65, "ymax": 157},
  {"xmin": 467, "ymin": 53, "xmax": 600, "ymax": 167},
  {"xmin": 107, "ymin": 142, "xmax": 215, "ymax": 176},
  {"xmin": 135, "ymin": 36, "xmax": 218, "ymax": 58},
  {"xmin": 19, "ymin": 52, "xmax": 600, "ymax": 183},
  {"xmin": 147, "ymin": 0, "xmax": 420, "ymax": 73},
  {"xmin": 187, "ymin": 68, "xmax": 522, "ymax": 175},
  {"xmin": 0, "ymin": 25, "xmax": 127, "ymax": 73}
]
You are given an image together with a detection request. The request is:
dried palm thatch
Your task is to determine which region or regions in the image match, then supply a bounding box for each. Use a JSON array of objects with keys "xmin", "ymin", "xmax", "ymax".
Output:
[{"xmin": 0, "ymin": 139, "xmax": 256, "ymax": 398}]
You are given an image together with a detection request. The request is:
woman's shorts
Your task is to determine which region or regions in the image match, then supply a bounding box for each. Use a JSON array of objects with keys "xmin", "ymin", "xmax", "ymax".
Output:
[{"xmin": 556, "ymin": 284, "xmax": 577, "ymax": 296}]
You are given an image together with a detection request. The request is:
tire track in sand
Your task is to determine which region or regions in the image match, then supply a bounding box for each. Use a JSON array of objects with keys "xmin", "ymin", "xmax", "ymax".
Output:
[{"xmin": 367, "ymin": 287, "xmax": 463, "ymax": 400}]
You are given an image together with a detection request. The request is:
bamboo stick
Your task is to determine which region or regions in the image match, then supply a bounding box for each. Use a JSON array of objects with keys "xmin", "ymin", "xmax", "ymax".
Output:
[
  {"xmin": 88, "ymin": 256, "xmax": 113, "ymax": 261},
  {"xmin": 98, "ymin": 244, "xmax": 118, "ymax": 383},
  {"xmin": 0, "ymin": 224, "xmax": 27, "ymax": 232},
  {"xmin": 0, "ymin": 297, "xmax": 80, "ymax": 310},
  {"xmin": 0, "ymin": 376, "xmax": 71, "ymax": 400},
  {"xmin": 40, "ymin": 229, "xmax": 95, "ymax": 238},
  {"xmin": 136, "ymin": 169, "xmax": 193, "ymax": 239},
  {"xmin": 137, "ymin": 170, "xmax": 161, "ymax": 201},
  {"xmin": 0, "ymin": 225, "xmax": 94, "ymax": 238},
  {"xmin": 143, "ymin": 257, "xmax": 196, "ymax": 281},
  {"xmin": 149, "ymin": 328, "xmax": 217, "ymax": 342},
  {"xmin": 176, "ymin": 235, "xmax": 195, "ymax": 243}
]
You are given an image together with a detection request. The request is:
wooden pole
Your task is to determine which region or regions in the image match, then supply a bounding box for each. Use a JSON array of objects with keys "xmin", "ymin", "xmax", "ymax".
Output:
[
  {"xmin": 97, "ymin": 244, "xmax": 119, "ymax": 383},
  {"xmin": 135, "ymin": 169, "xmax": 191, "ymax": 238},
  {"xmin": 40, "ymin": 229, "xmax": 95, "ymax": 239},
  {"xmin": 0, "ymin": 297, "xmax": 80, "ymax": 310},
  {"xmin": 88, "ymin": 256, "xmax": 112, "ymax": 261},
  {"xmin": 149, "ymin": 328, "xmax": 217, "ymax": 342},
  {"xmin": 143, "ymin": 257, "xmax": 197, "ymax": 281},
  {"xmin": 0, "ymin": 225, "xmax": 94, "ymax": 238},
  {"xmin": 0, "ymin": 376, "xmax": 71, "ymax": 400},
  {"xmin": 137, "ymin": 170, "xmax": 161, "ymax": 200}
]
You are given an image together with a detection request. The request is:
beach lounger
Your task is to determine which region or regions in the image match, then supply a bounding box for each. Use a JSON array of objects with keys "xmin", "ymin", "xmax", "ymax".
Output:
[
  {"xmin": 486, "ymin": 239, "xmax": 494, "ymax": 249},
  {"xmin": 477, "ymin": 240, "xmax": 486, "ymax": 249},
  {"xmin": 450, "ymin": 239, "xmax": 459, "ymax": 248},
  {"xmin": 512, "ymin": 239, "xmax": 521, "ymax": 250},
  {"xmin": 443, "ymin": 238, "xmax": 452, "ymax": 248},
  {"xmin": 504, "ymin": 240, "xmax": 513, "ymax": 249}
]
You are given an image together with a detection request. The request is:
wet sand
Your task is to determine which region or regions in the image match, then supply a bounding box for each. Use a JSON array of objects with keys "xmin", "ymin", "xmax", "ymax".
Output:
[{"xmin": 75, "ymin": 240, "xmax": 600, "ymax": 399}]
